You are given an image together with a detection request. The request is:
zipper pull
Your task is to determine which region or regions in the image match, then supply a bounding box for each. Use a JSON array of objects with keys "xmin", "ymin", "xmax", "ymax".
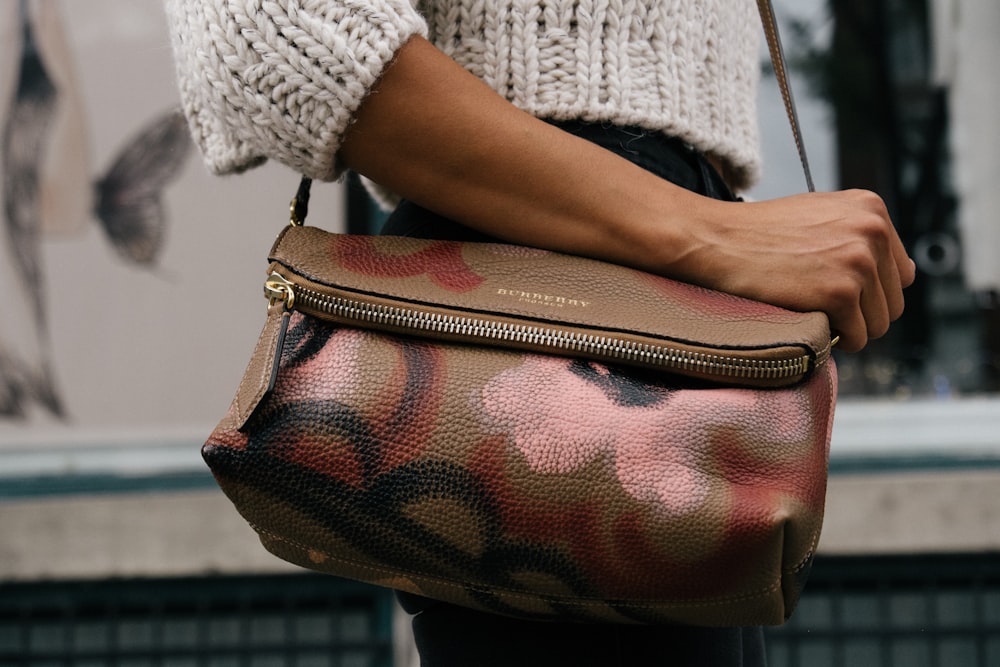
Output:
[
  {"xmin": 234, "ymin": 308, "xmax": 291, "ymax": 430},
  {"xmin": 265, "ymin": 271, "xmax": 296, "ymax": 309},
  {"xmin": 261, "ymin": 272, "xmax": 295, "ymax": 420},
  {"xmin": 232, "ymin": 275, "xmax": 295, "ymax": 430}
]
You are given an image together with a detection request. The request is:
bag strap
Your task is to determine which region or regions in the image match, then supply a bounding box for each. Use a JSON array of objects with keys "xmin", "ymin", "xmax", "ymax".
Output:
[
  {"xmin": 289, "ymin": 174, "xmax": 313, "ymax": 226},
  {"xmin": 290, "ymin": 1, "xmax": 814, "ymax": 224},
  {"xmin": 756, "ymin": 0, "xmax": 815, "ymax": 193}
]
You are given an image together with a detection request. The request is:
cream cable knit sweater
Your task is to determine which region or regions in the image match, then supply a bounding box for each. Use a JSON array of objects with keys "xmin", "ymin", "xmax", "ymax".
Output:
[{"xmin": 164, "ymin": 0, "xmax": 762, "ymax": 191}]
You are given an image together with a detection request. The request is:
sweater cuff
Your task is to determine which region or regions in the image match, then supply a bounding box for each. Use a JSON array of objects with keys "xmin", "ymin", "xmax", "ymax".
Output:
[{"xmin": 167, "ymin": 0, "xmax": 428, "ymax": 181}]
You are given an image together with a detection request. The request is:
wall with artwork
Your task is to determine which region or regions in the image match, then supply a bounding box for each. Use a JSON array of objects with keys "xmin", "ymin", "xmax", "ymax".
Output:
[{"xmin": 0, "ymin": 0, "xmax": 345, "ymax": 447}]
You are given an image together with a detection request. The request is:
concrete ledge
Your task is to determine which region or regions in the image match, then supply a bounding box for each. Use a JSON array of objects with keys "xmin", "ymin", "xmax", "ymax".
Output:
[
  {"xmin": 2, "ymin": 470, "xmax": 999, "ymax": 582},
  {"xmin": 820, "ymin": 469, "xmax": 1000, "ymax": 555},
  {"xmin": 0, "ymin": 489, "xmax": 297, "ymax": 581},
  {"xmin": 831, "ymin": 396, "xmax": 1000, "ymax": 464}
]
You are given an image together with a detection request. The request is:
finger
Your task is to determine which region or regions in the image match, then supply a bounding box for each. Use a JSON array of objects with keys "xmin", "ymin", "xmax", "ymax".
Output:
[
  {"xmin": 830, "ymin": 302, "xmax": 869, "ymax": 353},
  {"xmin": 867, "ymin": 196, "xmax": 916, "ymax": 289},
  {"xmin": 879, "ymin": 249, "xmax": 906, "ymax": 322},
  {"xmin": 887, "ymin": 230, "xmax": 916, "ymax": 290},
  {"xmin": 899, "ymin": 253, "xmax": 917, "ymax": 289},
  {"xmin": 853, "ymin": 189, "xmax": 914, "ymax": 287},
  {"xmin": 860, "ymin": 281, "xmax": 891, "ymax": 340},
  {"xmin": 842, "ymin": 230, "xmax": 889, "ymax": 344},
  {"xmin": 867, "ymin": 210, "xmax": 910, "ymax": 320},
  {"xmin": 856, "ymin": 194, "xmax": 907, "ymax": 331}
]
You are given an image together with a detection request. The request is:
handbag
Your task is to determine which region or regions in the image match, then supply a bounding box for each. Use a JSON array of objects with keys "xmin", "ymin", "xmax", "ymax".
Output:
[{"xmin": 202, "ymin": 0, "xmax": 836, "ymax": 626}]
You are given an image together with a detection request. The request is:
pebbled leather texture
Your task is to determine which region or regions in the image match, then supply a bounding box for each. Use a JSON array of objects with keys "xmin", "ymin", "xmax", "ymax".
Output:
[{"xmin": 206, "ymin": 284, "xmax": 837, "ymax": 625}]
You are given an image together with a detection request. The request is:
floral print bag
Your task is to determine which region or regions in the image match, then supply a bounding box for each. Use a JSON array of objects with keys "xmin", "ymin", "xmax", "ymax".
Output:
[{"xmin": 202, "ymin": 207, "xmax": 837, "ymax": 626}]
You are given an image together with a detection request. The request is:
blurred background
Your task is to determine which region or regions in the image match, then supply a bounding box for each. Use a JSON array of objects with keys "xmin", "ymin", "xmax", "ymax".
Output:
[{"xmin": 1, "ymin": 0, "xmax": 998, "ymax": 665}]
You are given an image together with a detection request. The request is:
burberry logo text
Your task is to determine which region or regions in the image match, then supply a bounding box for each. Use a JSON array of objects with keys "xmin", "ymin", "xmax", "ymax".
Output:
[{"xmin": 496, "ymin": 289, "xmax": 591, "ymax": 308}]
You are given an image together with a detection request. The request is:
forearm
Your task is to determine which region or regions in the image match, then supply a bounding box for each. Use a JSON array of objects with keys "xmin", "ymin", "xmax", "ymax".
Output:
[{"xmin": 338, "ymin": 37, "xmax": 715, "ymax": 273}]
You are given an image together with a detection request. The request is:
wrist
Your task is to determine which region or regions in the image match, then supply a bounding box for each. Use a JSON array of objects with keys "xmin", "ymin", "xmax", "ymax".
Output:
[{"xmin": 606, "ymin": 177, "xmax": 734, "ymax": 283}]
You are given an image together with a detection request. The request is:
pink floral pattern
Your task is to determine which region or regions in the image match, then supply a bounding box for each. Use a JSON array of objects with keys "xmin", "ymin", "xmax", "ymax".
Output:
[
  {"xmin": 482, "ymin": 355, "xmax": 817, "ymax": 517},
  {"xmin": 331, "ymin": 235, "xmax": 485, "ymax": 292}
]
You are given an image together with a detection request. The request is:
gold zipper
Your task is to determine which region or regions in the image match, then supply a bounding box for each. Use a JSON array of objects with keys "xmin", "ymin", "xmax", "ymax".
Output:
[{"xmin": 264, "ymin": 271, "xmax": 820, "ymax": 383}]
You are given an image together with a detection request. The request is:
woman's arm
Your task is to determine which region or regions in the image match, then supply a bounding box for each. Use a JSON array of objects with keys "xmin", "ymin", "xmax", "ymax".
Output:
[{"xmin": 340, "ymin": 37, "xmax": 916, "ymax": 352}]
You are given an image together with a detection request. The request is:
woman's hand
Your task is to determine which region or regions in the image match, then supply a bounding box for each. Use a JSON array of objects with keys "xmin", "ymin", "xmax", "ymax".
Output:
[
  {"xmin": 657, "ymin": 190, "xmax": 916, "ymax": 352},
  {"xmin": 340, "ymin": 37, "xmax": 915, "ymax": 353}
]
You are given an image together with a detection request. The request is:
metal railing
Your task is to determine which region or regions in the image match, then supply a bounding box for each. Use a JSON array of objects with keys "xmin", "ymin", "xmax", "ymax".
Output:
[
  {"xmin": 2, "ymin": 555, "xmax": 997, "ymax": 667},
  {"xmin": 0, "ymin": 575, "xmax": 394, "ymax": 667},
  {"xmin": 766, "ymin": 554, "xmax": 1000, "ymax": 667}
]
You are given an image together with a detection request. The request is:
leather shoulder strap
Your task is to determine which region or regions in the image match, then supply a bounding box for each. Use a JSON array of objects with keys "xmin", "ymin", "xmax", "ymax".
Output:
[{"xmin": 757, "ymin": 0, "xmax": 816, "ymax": 192}]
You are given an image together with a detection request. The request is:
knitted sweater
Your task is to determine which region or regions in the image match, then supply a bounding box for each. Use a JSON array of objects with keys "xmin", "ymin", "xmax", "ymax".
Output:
[{"xmin": 164, "ymin": 0, "xmax": 762, "ymax": 191}]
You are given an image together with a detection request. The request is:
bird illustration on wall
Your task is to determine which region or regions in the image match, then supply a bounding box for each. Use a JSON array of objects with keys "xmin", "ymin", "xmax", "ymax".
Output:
[{"xmin": 0, "ymin": 0, "xmax": 192, "ymax": 420}]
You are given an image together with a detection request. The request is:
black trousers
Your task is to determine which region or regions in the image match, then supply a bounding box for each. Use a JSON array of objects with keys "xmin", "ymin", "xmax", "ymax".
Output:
[{"xmin": 379, "ymin": 121, "xmax": 765, "ymax": 667}]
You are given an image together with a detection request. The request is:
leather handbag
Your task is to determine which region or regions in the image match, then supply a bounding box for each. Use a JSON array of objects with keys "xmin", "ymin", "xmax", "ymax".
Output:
[{"xmin": 202, "ymin": 0, "xmax": 836, "ymax": 626}]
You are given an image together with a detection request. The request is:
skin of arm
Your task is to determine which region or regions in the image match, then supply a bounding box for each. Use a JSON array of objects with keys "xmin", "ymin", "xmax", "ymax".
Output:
[{"xmin": 338, "ymin": 37, "xmax": 916, "ymax": 353}]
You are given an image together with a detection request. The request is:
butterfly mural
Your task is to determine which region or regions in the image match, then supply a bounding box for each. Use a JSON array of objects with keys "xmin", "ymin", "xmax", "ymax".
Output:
[{"xmin": 0, "ymin": 0, "xmax": 192, "ymax": 420}]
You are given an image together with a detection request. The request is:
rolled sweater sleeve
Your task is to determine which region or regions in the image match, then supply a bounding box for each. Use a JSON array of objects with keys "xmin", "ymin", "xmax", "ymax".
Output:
[{"xmin": 164, "ymin": 0, "xmax": 428, "ymax": 180}]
